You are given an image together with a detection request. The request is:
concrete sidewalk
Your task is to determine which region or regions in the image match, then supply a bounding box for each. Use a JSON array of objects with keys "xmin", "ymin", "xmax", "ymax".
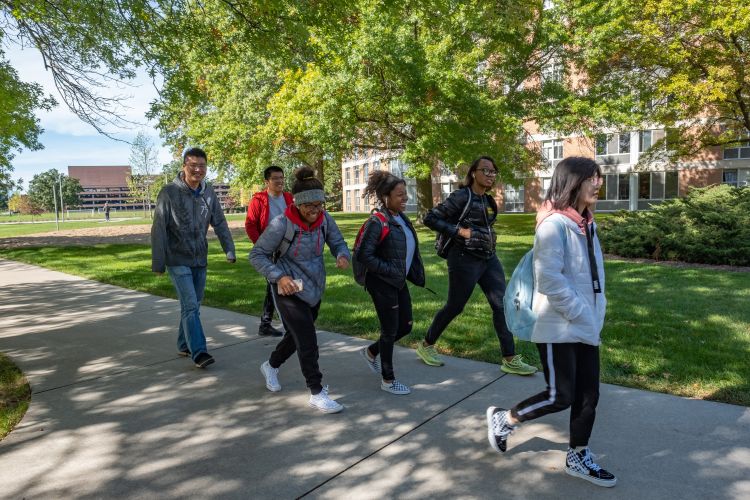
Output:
[{"xmin": 0, "ymin": 258, "xmax": 748, "ymax": 499}]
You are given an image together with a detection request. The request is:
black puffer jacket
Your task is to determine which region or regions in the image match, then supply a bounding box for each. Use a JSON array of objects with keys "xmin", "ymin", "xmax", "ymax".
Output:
[
  {"xmin": 424, "ymin": 187, "xmax": 498, "ymax": 259},
  {"xmin": 356, "ymin": 209, "xmax": 425, "ymax": 289}
]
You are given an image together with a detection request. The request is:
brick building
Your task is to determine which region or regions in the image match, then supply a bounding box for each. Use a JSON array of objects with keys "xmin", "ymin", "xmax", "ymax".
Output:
[{"xmin": 68, "ymin": 165, "xmax": 233, "ymax": 211}]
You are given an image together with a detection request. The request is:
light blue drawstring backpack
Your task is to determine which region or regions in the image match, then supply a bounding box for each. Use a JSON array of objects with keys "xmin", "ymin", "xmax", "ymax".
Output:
[{"xmin": 504, "ymin": 219, "xmax": 566, "ymax": 341}]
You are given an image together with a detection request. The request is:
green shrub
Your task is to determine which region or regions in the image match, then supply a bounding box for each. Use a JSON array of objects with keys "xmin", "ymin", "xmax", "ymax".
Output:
[{"xmin": 599, "ymin": 184, "xmax": 750, "ymax": 266}]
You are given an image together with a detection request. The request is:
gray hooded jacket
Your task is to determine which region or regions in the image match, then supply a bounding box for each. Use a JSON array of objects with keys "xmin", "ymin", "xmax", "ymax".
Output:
[
  {"xmin": 249, "ymin": 210, "xmax": 350, "ymax": 307},
  {"xmin": 151, "ymin": 173, "xmax": 235, "ymax": 272}
]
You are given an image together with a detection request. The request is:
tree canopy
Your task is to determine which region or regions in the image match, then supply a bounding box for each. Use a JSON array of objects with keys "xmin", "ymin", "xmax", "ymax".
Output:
[
  {"xmin": 545, "ymin": 0, "xmax": 750, "ymax": 159},
  {"xmin": 27, "ymin": 169, "xmax": 82, "ymax": 212}
]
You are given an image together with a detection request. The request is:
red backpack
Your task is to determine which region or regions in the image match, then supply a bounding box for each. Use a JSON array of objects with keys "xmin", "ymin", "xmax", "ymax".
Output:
[{"xmin": 352, "ymin": 211, "xmax": 390, "ymax": 286}]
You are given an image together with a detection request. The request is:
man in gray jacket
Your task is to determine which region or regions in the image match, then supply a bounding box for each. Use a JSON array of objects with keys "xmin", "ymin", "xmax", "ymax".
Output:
[{"xmin": 151, "ymin": 147, "xmax": 236, "ymax": 368}]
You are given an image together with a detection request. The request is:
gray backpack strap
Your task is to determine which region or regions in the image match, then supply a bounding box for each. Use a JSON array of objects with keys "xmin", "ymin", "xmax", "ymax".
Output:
[{"xmin": 273, "ymin": 218, "xmax": 296, "ymax": 262}]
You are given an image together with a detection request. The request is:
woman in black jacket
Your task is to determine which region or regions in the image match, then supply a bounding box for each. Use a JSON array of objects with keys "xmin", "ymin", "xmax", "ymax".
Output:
[
  {"xmin": 418, "ymin": 156, "xmax": 536, "ymax": 376},
  {"xmin": 357, "ymin": 171, "xmax": 425, "ymax": 395}
]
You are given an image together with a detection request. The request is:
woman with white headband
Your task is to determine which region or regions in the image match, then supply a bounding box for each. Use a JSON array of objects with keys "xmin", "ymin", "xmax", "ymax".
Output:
[{"xmin": 250, "ymin": 166, "xmax": 351, "ymax": 413}]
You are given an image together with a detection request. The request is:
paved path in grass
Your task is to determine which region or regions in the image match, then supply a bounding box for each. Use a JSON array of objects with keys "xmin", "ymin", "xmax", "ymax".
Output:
[{"xmin": 0, "ymin": 258, "xmax": 748, "ymax": 499}]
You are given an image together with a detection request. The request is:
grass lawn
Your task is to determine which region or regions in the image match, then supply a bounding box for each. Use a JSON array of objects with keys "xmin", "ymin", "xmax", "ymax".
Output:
[
  {"xmin": 1, "ymin": 212, "xmax": 748, "ymax": 406},
  {"xmin": 0, "ymin": 353, "xmax": 31, "ymax": 440},
  {"xmin": 0, "ymin": 218, "xmax": 156, "ymax": 238}
]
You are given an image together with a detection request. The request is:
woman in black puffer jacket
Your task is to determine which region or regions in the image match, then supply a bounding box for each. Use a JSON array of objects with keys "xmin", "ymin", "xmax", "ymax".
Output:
[
  {"xmin": 417, "ymin": 156, "xmax": 537, "ymax": 376},
  {"xmin": 357, "ymin": 171, "xmax": 425, "ymax": 395}
]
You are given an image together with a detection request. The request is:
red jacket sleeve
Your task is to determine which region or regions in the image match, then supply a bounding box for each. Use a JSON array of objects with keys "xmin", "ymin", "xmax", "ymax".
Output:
[{"xmin": 245, "ymin": 195, "xmax": 262, "ymax": 243}]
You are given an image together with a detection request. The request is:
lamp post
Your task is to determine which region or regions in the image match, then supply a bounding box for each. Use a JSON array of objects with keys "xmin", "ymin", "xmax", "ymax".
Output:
[
  {"xmin": 59, "ymin": 173, "xmax": 65, "ymax": 222},
  {"xmin": 52, "ymin": 184, "xmax": 59, "ymax": 231}
]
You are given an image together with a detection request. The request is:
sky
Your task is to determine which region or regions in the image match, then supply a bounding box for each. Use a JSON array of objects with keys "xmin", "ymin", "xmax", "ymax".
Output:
[{"xmin": 6, "ymin": 44, "xmax": 173, "ymax": 191}]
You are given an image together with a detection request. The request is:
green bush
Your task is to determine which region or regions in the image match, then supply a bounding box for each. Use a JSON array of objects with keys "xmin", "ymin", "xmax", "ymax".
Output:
[{"xmin": 599, "ymin": 184, "xmax": 750, "ymax": 266}]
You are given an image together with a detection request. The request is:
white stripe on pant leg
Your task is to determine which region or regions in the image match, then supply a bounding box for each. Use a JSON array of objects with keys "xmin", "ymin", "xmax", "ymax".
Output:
[
  {"xmin": 517, "ymin": 343, "xmax": 557, "ymax": 417},
  {"xmin": 269, "ymin": 283, "xmax": 288, "ymax": 330}
]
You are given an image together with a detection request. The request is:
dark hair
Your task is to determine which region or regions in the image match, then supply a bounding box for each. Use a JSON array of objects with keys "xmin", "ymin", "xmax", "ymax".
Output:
[
  {"xmin": 183, "ymin": 147, "xmax": 207, "ymax": 163},
  {"xmin": 264, "ymin": 165, "xmax": 284, "ymax": 180},
  {"xmin": 545, "ymin": 156, "xmax": 602, "ymax": 210},
  {"xmin": 363, "ymin": 170, "xmax": 405, "ymax": 207},
  {"xmin": 460, "ymin": 156, "xmax": 497, "ymax": 188},
  {"xmin": 291, "ymin": 166, "xmax": 323, "ymax": 194}
]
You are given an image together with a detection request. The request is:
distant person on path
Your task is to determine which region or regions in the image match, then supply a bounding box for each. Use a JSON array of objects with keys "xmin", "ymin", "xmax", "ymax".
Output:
[
  {"xmin": 151, "ymin": 147, "xmax": 236, "ymax": 369},
  {"xmin": 356, "ymin": 171, "xmax": 424, "ymax": 395},
  {"xmin": 103, "ymin": 202, "xmax": 110, "ymax": 222},
  {"xmin": 245, "ymin": 165, "xmax": 294, "ymax": 337},
  {"xmin": 250, "ymin": 167, "xmax": 350, "ymax": 413},
  {"xmin": 486, "ymin": 156, "xmax": 616, "ymax": 487},
  {"xmin": 418, "ymin": 156, "xmax": 536, "ymax": 376}
]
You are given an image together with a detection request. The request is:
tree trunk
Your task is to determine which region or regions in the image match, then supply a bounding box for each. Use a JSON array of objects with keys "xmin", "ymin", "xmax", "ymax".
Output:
[{"xmin": 415, "ymin": 175, "xmax": 434, "ymax": 222}]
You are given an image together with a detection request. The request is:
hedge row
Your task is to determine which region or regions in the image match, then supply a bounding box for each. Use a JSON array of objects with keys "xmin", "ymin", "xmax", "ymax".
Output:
[{"xmin": 598, "ymin": 184, "xmax": 750, "ymax": 266}]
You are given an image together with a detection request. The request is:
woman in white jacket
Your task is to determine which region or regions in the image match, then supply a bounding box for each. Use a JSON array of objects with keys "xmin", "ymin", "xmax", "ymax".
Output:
[{"xmin": 485, "ymin": 156, "xmax": 617, "ymax": 488}]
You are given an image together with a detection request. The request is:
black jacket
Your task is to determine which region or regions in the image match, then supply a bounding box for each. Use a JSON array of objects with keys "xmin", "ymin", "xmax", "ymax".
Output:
[
  {"xmin": 423, "ymin": 187, "xmax": 498, "ymax": 259},
  {"xmin": 357, "ymin": 209, "xmax": 425, "ymax": 289}
]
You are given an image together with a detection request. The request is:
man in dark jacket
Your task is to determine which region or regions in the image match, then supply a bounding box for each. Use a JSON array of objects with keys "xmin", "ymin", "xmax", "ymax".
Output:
[
  {"xmin": 151, "ymin": 147, "xmax": 236, "ymax": 368},
  {"xmin": 245, "ymin": 165, "xmax": 294, "ymax": 337}
]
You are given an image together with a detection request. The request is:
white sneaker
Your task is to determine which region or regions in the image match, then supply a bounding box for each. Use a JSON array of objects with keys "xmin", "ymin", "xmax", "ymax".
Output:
[
  {"xmin": 260, "ymin": 361, "xmax": 281, "ymax": 392},
  {"xmin": 308, "ymin": 386, "xmax": 343, "ymax": 413},
  {"xmin": 381, "ymin": 379, "xmax": 411, "ymax": 395}
]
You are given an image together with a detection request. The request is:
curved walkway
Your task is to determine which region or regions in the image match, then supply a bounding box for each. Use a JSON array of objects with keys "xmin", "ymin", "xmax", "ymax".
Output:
[{"xmin": 0, "ymin": 259, "xmax": 748, "ymax": 499}]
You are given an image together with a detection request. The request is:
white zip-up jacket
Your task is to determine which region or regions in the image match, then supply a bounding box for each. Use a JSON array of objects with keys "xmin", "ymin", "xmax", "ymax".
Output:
[{"xmin": 531, "ymin": 212, "xmax": 606, "ymax": 346}]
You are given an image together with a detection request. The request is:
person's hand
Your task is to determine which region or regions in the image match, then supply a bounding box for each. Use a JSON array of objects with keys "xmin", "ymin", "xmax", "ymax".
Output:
[
  {"xmin": 336, "ymin": 256, "xmax": 350, "ymax": 270},
  {"xmin": 154, "ymin": 271, "xmax": 164, "ymax": 276},
  {"xmin": 277, "ymin": 276, "xmax": 300, "ymax": 295},
  {"xmin": 227, "ymin": 257, "xmax": 236, "ymax": 264},
  {"xmin": 458, "ymin": 227, "xmax": 472, "ymax": 239}
]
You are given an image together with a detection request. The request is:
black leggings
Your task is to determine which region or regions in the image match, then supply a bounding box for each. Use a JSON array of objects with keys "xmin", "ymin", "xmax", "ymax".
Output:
[
  {"xmin": 425, "ymin": 247, "xmax": 515, "ymax": 357},
  {"xmin": 365, "ymin": 274, "xmax": 413, "ymax": 381},
  {"xmin": 268, "ymin": 287, "xmax": 323, "ymax": 395},
  {"xmin": 511, "ymin": 342, "xmax": 600, "ymax": 448}
]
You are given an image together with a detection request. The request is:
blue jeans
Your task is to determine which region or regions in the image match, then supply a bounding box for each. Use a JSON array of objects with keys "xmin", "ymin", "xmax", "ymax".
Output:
[{"xmin": 167, "ymin": 265, "xmax": 208, "ymax": 361}]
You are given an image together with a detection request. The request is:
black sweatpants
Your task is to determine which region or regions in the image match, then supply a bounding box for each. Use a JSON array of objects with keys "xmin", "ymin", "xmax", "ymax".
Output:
[
  {"xmin": 425, "ymin": 247, "xmax": 515, "ymax": 357},
  {"xmin": 365, "ymin": 273, "xmax": 413, "ymax": 381},
  {"xmin": 511, "ymin": 342, "xmax": 600, "ymax": 448},
  {"xmin": 268, "ymin": 286, "xmax": 323, "ymax": 395},
  {"xmin": 260, "ymin": 281, "xmax": 276, "ymax": 325}
]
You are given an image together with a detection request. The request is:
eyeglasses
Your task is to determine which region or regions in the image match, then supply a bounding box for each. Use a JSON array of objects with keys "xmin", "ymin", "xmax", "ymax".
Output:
[
  {"xmin": 478, "ymin": 168, "xmax": 498, "ymax": 177},
  {"xmin": 300, "ymin": 202, "xmax": 324, "ymax": 212},
  {"xmin": 587, "ymin": 176, "xmax": 604, "ymax": 187}
]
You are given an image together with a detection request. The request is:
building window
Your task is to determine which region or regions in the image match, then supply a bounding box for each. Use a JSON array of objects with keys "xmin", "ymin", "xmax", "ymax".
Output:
[
  {"xmin": 596, "ymin": 135, "xmax": 609, "ymax": 156},
  {"xmin": 354, "ymin": 166, "xmax": 360, "ymax": 184},
  {"xmin": 372, "ymin": 159, "xmax": 380, "ymax": 171},
  {"xmin": 541, "ymin": 140, "xmax": 563, "ymax": 168},
  {"xmin": 541, "ymin": 58, "xmax": 563, "ymax": 85},
  {"xmin": 639, "ymin": 130, "xmax": 653, "ymax": 152},
  {"xmin": 354, "ymin": 189, "xmax": 361, "ymax": 211},
  {"xmin": 345, "ymin": 168, "xmax": 351, "ymax": 185},
  {"xmin": 363, "ymin": 162, "xmax": 369, "ymax": 180},
  {"xmin": 540, "ymin": 177, "xmax": 552, "ymax": 199},
  {"xmin": 597, "ymin": 133, "xmax": 630, "ymax": 156},
  {"xmin": 504, "ymin": 184, "xmax": 524, "ymax": 212},
  {"xmin": 723, "ymin": 169, "xmax": 738, "ymax": 187},
  {"xmin": 619, "ymin": 133, "xmax": 631, "ymax": 154},
  {"xmin": 665, "ymin": 171, "xmax": 678, "ymax": 198},
  {"xmin": 638, "ymin": 172, "xmax": 651, "ymax": 199},
  {"xmin": 724, "ymin": 140, "xmax": 750, "ymax": 160},
  {"xmin": 345, "ymin": 191, "xmax": 351, "ymax": 211},
  {"xmin": 618, "ymin": 174, "xmax": 630, "ymax": 200}
]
